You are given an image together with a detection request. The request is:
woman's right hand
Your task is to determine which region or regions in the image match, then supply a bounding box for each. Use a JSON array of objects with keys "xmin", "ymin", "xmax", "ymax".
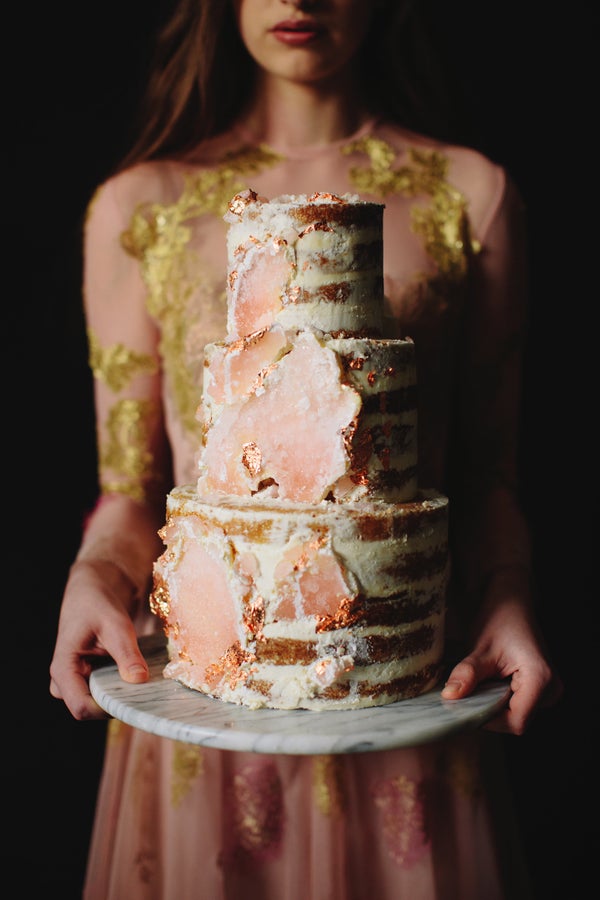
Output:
[{"xmin": 49, "ymin": 557, "xmax": 150, "ymax": 720}]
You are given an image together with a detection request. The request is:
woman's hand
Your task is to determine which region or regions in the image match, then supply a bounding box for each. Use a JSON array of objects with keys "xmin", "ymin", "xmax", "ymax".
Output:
[
  {"xmin": 441, "ymin": 587, "xmax": 563, "ymax": 735},
  {"xmin": 49, "ymin": 558, "xmax": 149, "ymax": 720}
]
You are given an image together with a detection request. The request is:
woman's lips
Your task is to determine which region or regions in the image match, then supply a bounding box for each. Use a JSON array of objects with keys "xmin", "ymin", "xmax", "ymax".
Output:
[{"xmin": 271, "ymin": 19, "xmax": 323, "ymax": 46}]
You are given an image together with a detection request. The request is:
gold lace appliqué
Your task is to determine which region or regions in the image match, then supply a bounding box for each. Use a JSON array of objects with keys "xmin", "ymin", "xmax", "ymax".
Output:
[
  {"xmin": 372, "ymin": 772, "xmax": 430, "ymax": 868},
  {"xmin": 171, "ymin": 743, "xmax": 205, "ymax": 807},
  {"xmin": 222, "ymin": 760, "xmax": 284, "ymax": 867},
  {"xmin": 106, "ymin": 717, "xmax": 127, "ymax": 746},
  {"xmin": 437, "ymin": 733, "xmax": 483, "ymax": 799},
  {"xmin": 343, "ymin": 136, "xmax": 480, "ymax": 279},
  {"xmin": 88, "ymin": 327, "xmax": 158, "ymax": 393},
  {"xmin": 100, "ymin": 398, "xmax": 162, "ymax": 503},
  {"xmin": 120, "ymin": 145, "xmax": 282, "ymax": 438},
  {"xmin": 312, "ymin": 755, "xmax": 346, "ymax": 817}
]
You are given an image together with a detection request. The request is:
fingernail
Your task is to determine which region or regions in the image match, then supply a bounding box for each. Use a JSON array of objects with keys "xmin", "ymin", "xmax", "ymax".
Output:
[
  {"xmin": 128, "ymin": 664, "xmax": 148, "ymax": 678},
  {"xmin": 442, "ymin": 680, "xmax": 462, "ymax": 696}
]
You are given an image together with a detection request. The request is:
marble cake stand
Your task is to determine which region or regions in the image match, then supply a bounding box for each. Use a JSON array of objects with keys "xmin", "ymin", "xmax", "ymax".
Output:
[{"xmin": 90, "ymin": 633, "xmax": 511, "ymax": 755}]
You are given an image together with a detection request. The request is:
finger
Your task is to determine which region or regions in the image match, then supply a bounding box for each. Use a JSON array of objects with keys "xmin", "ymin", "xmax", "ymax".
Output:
[
  {"xmin": 483, "ymin": 689, "xmax": 529, "ymax": 735},
  {"xmin": 483, "ymin": 668, "xmax": 555, "ymax": 735},
  {"xmin": 442, "ymin": 658, "xmax": 528, "ymax": 733},
  {"xmin": 49, "ymin": 669, "xmax": 109, "ymax": 721},
  {"xmin": 49, "ymin": 675, "xmax": 64, "ymax": 701},
  {"xmin": 482, "ymin": 707, "xmax": 515, "ymax": 734},
  {"xmin": 117, "ymin": 659, "xmax": 150, "ymax": 683},
  {"xmin": 102, "ymin": 626, "xmax": 150, "ymax": 685},
  {"xmin": 440, "ymin": 655, "xmax": 498, "ymax": 700}
]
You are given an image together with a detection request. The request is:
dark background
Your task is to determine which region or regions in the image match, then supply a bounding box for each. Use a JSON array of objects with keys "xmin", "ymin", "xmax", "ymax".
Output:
[{"xmin": 7, "ymin": 2, "xmax": 594, "ymax": 896}]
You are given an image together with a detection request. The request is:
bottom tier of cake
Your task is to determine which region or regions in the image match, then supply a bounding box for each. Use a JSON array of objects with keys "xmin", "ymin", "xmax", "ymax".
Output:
[{"xmin": 150, "ymin": 485, "xmax": 449, "ymax": 710}]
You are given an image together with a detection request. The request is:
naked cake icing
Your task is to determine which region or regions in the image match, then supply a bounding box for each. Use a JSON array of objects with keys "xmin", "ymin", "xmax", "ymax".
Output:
[{"xmin": 150, "ymin": 189, "xmax": 449, "ymax": 710}]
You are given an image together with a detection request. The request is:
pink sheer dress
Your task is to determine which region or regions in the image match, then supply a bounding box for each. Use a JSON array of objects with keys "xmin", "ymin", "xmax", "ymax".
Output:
[{"xmin": 81, "ymin": 117, "xmax": 532, "ymax": 899}]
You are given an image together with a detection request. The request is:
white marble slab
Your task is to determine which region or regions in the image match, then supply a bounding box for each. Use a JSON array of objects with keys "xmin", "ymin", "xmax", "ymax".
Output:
[{"xmin": 90, "ymin": 633, "xmax": 511, "ymax": 755}]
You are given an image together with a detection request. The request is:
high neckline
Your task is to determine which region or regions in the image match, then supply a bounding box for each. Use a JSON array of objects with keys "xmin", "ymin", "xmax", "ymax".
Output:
[{"xmin": 232, "ymin": 116, "xmax": 379, "ymax": 160}]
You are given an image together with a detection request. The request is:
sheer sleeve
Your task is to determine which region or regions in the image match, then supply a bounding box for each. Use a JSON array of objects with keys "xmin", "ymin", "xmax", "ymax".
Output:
[
  {"xmin": 84, "ymin": 178, "xmax": 172, "ymax": 511},
  {"xmin": 449, "ymin": 170, "xmax": 533, "ymax": 617},
  {"xmin": 74, "ymin": 175, "xmax": 173, "ymax": 603}
]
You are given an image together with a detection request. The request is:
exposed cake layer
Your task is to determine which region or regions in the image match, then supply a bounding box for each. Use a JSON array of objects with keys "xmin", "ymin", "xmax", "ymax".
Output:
[
  {"xmin": 197, "ymin": 328, "xmax": 418, "ymax": 503},
  {"xmin": 150, "ymin": 485, "xmax": 448, "ymax": 710},
  {"xmin": 225, "ymin": 190, "xmax": 385, "ymax": 339},
  {"xmin": 327, "ymin": 334, "xmax": 417, "ymax": 501}
]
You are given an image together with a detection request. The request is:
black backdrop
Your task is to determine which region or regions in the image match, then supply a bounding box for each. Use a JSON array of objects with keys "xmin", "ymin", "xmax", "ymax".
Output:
[{"xmin": 7, "ymin": 2, "xmax": 594, "ymax": 896}]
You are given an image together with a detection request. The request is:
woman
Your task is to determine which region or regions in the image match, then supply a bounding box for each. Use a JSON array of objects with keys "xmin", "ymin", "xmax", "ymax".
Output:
[{"xmin": 49, "ymin": 1, "xmax": 561, "ymax": 897}]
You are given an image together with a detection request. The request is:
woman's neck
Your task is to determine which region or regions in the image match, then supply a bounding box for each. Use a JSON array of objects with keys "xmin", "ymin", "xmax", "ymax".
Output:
[{"xmin": 240, "ymin": 73, "xmax": 370, "ymax": 149}]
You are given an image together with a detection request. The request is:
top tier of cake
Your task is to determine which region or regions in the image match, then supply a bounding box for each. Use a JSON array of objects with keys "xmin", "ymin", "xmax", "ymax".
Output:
[{"xmin": 225, "ymin": 190, "xmax": 385, "ymax": 339}]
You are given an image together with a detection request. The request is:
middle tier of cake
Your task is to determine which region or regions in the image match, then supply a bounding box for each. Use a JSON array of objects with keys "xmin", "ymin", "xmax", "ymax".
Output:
[{"xmin": 197, "ymin": 327, "xmax": 418, "ymax": 504}]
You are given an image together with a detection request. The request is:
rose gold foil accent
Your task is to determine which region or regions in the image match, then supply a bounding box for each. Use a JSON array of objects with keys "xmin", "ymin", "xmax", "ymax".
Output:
[
  {"xmin": 252, "ymin": 360, "xmax": 281, "ymax": 395},
  {"xmin": 228, "ymin": 269, "xmax": 238, "ymax": 290},
  {"xmin": 342, "ymin": 416, "xmax": 360, "ymax": 460},
  {"xmin": 308, "ymin": 531, "xmax": 327, "ymax": 550},
  {"xmin": 204, "ymin": 642, "xmax": 256, "ymax": 689},
  {"xmin": 286, "ymin": 285, "xmax": 301, "ymax": 304},
  {"xmin": 347, "ymin": 423, "xmax": 372, "ymax": 479},
  {"xmin": 299, "ymin": 221, "xmax": 334, "ymax": 237},
  {"xmin": 296, "ymin": 533, "xmax": 327, "ymax": 568},
  {"xmin": 349, "ymin": 471, "xmax": 370, "ymax": 487},
  {"xmin": 348, "ymin": 357, "xmax": 365, "ymax": 370},
  {"xmin": 243, "ymin": 596, "xmax": 266, "ymax": 639},
  {"xmin": 367, "ymin": 370, "xmax": 377, "ymax": 386},
  {"xmin": 314, "ymin": 661, "xmax": 329, "ymax": 678},
  {"xmin": 228, "ymin": 189, "xmax": 258, "ymax": 217},
  {"xmin": 316, "ymin": 596, "xmax": 365, "ymax": 632},
  {"xmin": 307, "ymin": 192, "xmax": 344, "ymax": 203},
  {"xmin": 314, "ymin": 658, "xmax": 353, "ymax": 681},
  {"xmin": 318, "ymin": 283, "xmax": 351, "ymax": 303},
  {"xmin": 242, "ymin": 441, "xmax": 262, "ymax": 477},
  {"xmin": 224, "ymin": 328, "xmax": 268, "ymax": 356},
  {"xmin": 149, "ymin": 579, "xmax": 170, "ymax": 619}
]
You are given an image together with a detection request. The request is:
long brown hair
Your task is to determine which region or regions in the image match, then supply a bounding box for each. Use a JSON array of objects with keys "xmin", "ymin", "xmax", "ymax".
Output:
[{"xmin": 117, "ymin": 0, "xmax": 465, "ymax": 172}]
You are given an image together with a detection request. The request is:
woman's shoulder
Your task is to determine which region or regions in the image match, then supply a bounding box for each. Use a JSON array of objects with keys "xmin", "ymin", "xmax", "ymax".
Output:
[
  {"xmin": 90, "ymin": 160, "xmax": 188, "ymax": 220},
  {"xmin": 373, "ymin": 119, "xmax": 518, "ymax": 234},
  {"xmin": 375, "ymin": 119, "xmax": 503, "ymax": 176},
  {"xmin": 88, "ymin": 128, "xmax": 245, "ymax": 222}
]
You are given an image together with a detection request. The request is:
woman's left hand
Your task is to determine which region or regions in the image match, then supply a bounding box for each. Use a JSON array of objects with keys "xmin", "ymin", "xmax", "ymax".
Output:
[{"xmin": 441, "ymin": 595, "xmax": 563, "ymax": 735}]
